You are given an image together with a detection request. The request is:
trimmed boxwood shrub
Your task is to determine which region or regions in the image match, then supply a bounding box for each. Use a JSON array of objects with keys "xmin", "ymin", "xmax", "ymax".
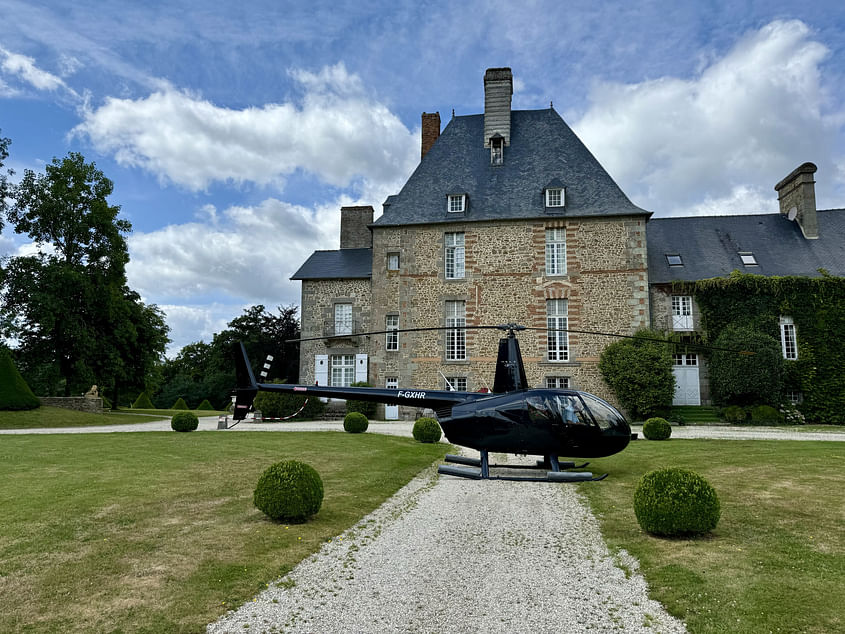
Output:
[
  {"xmin": 343, "ymin": 412, "xmax": 368, "ymax": 433},
  {"xmin": 132, "ymin": 391, "xmax": 155, "ymax": 409},
  {"xmin": 722, "ymin": 405, "xmax": 747, "ymax": 424},
  {"xmin": 751, "ymin": 404, "xmax": 783, "ymax": 424},
  {"xmin": 634, "ymin": 467, "xmax": 720, "ymax": 537},
  {"xmin": 642, "ymin": 417, "xmax": 671, "ymax": 440},
  {"xmin": 0, "ymin": 348, "xmax": 41, "ymax": 411},
  {"xmin": 195, "ymin": 399, "xmax": 215, "ymax": 411},
  {"xmin": 171, "ymin": 397, "xmax": 189, "ymax": 410},
  {"xmin": 413, "ymin": 417, "xmax": 442, "ymax": 443},
  {"xmin": 171, "ymin": 411, "xmax": 199, "ymax": 432},
  {"xmin": 345, "ymin": 382, "xmax": 378, "ymax": 418},
  {"xmin": 253, "ymin": 460, "xmax": 323, "ymax": 523}
]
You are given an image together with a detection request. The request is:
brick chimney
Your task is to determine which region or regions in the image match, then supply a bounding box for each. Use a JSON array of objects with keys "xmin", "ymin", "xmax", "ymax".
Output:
[
  {"xmin": 421, "ymin": 112, "xmax": 440, "ymax": 159},
  {"xmin": 340, "ymin": 206, "xmax": 374, "ymax": 249},
  {"xmin": 775, "ymin": 162, "xmax": 818, "ymax": 239},
  {"xmin": 483, "ymin": 67, "xmax": 513, "ymax": 147}
]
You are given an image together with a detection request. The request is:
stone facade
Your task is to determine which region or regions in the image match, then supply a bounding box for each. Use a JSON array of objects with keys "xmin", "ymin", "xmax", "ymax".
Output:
[
  {"xmin": 305, "ymin": 216, "xmax": 650, "ymax": 415},
  {"xmin": 298, "ymin": 278, "xmax": 372, "ymax": 385}
]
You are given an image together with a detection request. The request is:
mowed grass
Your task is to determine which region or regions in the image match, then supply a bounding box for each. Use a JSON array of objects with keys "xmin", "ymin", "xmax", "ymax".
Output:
[
  {"xmin": 579, "ymin": 439, "xmax": 845, "ymax": 634},
  {"xmin": 0, "ymin": 406, "xmax": 170, "ymax": 429},
  {"xmin": 0, "ymin": 431, "xmax": 447, "ymax": 633}
]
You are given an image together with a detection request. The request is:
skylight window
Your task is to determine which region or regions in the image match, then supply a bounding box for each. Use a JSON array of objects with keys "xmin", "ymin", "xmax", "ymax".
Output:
[
  {"xmin": 739, "ymin": 252, "xmax": 757, "ymax": 265},
  {"xmin": 666, "ymin": 254, "xmax": 683, "ymax": 266}
]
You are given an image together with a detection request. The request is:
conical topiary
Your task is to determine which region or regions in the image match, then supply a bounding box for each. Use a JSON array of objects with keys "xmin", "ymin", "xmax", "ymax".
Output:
[
  {"xmin": 132, "ymin": 391, "xmax": 155, "ymax": 409},
  {"xmin": 0, "ymin": 348, "xmax": 41, "ymax": 411},
  {"xmin": 196, "ymin": 399, "xmax": 215, "ymax": 411},
  {"xmin": 171, "ymin": 397, "xmax": 189, "ymax": 410}
]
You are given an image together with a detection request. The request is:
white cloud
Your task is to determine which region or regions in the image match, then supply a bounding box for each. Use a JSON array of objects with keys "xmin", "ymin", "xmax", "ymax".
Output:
[
  {"xmin": 0, "ymin": 46, "xmax": 77, "ymax": 97},
  {"xmin": 156, "ymin": 303, "xmax": 234, "ymax": 357},
  {"xmin": 73, "ymin": 62, "xmax": 419, "ymax": 192},
  {"xmin": 573, "ymin": 20, "xmax": 845, "ymax": 216}
]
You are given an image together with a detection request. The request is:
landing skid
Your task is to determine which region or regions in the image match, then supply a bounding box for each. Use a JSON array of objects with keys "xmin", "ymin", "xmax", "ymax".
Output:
[{"xmin": 438, "ymin": 452, "xmax": 607, "ymax": 482}]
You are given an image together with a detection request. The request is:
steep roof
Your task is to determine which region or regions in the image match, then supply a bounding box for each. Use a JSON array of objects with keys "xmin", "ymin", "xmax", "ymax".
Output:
[
  {"xmin": 290, "ymin": 248, "xmax": 372, "ymax": 280},
  {"xmin": 647, "ymin": 209, "xmax": 845, "ymax": 283},
  {"xmin": 373, "ymin": 109, "xmax": 649, "ymax": 227}
]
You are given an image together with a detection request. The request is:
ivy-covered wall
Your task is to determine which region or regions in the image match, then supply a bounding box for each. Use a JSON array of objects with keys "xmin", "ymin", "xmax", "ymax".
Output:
[{"xmin": 683, "ymin": 271, "xmax": 845, "ymax": 423}]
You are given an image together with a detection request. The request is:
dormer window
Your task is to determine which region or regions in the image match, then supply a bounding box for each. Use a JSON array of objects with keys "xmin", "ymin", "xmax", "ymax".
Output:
[
  {"xmin": 739, "ymin": 252, "xmax": 757, "ymax": 266},
  {"xmin": 490, "ymin": 136, "xmax": 504, "ymax": 165},
  {"xmin": 448, "ymin": 194, "xmax": 466, "ymax": 213},
  {"xmin": 545, "ymin": 188, "xmax": 564, "ymax": 208}
]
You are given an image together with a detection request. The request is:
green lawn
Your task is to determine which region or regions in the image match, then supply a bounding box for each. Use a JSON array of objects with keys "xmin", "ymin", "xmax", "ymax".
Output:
[
  {"xmin": 0, "ymin": 432, "xmax": 447, "ymax": 633},
  {"xmin": 579, "ymin": 439, "xmax": 845, "ymax": 634},
  {"xmin": 0, "ymin": 406, "xmax": 170, "ymax": 429}
]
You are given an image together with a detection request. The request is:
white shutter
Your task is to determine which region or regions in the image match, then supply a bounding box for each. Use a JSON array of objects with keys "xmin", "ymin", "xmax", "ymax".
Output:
[
  {"xmin": 314, "ymin": 355, "xmax": 328, "ymax": 386},
  {"xmin": 315, "ymin": 354, "xmax": 329, "ymax": 403},
  {"xmin": 355, "ymin": 354, "xmax": 368, "ymax": 383}
]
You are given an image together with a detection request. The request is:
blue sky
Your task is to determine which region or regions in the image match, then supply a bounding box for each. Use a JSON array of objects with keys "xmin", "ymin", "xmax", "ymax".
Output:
[{"xmin": 2, "ymin": 0, "xmax": 844, "ymax": 355}]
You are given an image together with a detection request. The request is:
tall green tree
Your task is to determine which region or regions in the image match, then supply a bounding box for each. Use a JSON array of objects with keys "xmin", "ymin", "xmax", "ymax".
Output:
[
  {"xmin": 155, "ymin": 305, "xmax": 300, "ymax": 409},
  {"xmin": 1, "ymin": 152, "xmax": 168, "ymax": 399},
  {"xmin": 0, "ymin": 130, "xmax": 11, "ymax": 229}
]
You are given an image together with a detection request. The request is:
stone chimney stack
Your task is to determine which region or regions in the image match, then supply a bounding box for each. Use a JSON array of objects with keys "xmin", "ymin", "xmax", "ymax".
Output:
[
  {"xmin": 421, "ymin": 112, "xmax": 440, "ymax": 160},
  {"xmin": 775, "ymin": 162, "xmax": 819, "ymax": 239},
  {"xmin": 340, "ymin": 205, "xmax": 374, "ymax": 249},
  {"xmin": 483, "ymin": 67, "xmax": 513, "ymax": 147}
]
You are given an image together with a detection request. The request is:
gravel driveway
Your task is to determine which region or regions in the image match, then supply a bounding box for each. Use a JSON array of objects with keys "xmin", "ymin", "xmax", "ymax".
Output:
[{"xmin": 208, "ymin": 453, "xmax": 686, "ymax": 634}]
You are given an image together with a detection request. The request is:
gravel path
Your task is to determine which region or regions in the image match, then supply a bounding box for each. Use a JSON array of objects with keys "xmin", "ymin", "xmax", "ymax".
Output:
[{"xmin": 208, "ymin": 453, "xmax": 686, "ymax": 634}]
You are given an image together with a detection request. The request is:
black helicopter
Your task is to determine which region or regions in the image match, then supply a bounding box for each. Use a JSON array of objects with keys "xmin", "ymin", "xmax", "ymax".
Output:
[{"xmin": 232, "ymin": 324, "xmax": 634, "ymax": 483}]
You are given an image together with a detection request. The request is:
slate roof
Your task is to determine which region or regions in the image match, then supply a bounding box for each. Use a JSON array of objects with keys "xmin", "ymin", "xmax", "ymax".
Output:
[
  {"xmin": 373, "ymin": 109, "xmax": 649, "ymax": 227},
  {"xmin": 290, "ymin": 248, "xmax": 372, "ymax": 280},
  {"xmin": 647, "ymin": 209, "xmax": 845, "ymax": 283}
]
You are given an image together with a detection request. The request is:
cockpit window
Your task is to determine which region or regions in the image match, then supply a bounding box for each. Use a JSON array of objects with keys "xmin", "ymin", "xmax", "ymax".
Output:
[
  {"xmin": 526, "ymin": 393, "xmax": 592, "ymax": 426},
  {"xmin": 579, "ymin": 393, "xmax": 627, "ymax": 430}
]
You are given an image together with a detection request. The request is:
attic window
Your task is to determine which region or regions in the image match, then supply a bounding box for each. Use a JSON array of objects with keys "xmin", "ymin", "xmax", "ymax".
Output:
[
  {"xmin": 491, "ymin": 136, "xmax": 504, "ymax": 165},
  {"xmin": 666, "ymin": 254, "xmax": 683, "ymax": 266},
  {"xmin": 739, "ymin": 252, "xmax": 757, "ymax": 266},
  {"xmin": 448, "ymin": 194, "xmax": 466, "ymax": 213},
  {"xmin": 545, "ymin": 188, "xmax": 564, "ymax": 208}
]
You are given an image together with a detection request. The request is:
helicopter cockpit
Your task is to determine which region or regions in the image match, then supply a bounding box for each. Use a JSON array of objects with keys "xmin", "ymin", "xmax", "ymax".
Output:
[{"xmin": 526, "ymin": 391, "xmax": 628, "ymax": 431}]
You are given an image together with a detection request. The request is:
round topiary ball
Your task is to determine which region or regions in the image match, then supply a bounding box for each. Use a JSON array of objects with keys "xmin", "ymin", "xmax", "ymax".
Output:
[
  {"xmin": 253, "ymin": 460, "xmax": 323, "ymax": 523},
  {"xmin": 343, "ymin": 411, "xmax": 368, "ymax": 433},
  {"xmin": 413, "ymin": 417, "xmax": 442, "ymax": 443},
  {"xmin": 171, "ymin": 411, "xmax": 199, "ymax": 432},
  {"xmin": 634, "ymin": 467, "xmax": 720, "ymax": 536},
  {"xmin": 642, "ymin": 417, "xmax": 672, "ymax": 440}
]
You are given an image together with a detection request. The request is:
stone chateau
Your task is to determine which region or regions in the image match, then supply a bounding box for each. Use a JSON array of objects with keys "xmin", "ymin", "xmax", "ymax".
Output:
[{"xmin": 292, "ymin": 68, "xmax": 845, "ymax": 419}]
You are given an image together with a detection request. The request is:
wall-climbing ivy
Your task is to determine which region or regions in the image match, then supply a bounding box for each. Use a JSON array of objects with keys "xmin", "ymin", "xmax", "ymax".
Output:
[{"xmin": 680, "ymin": 270, "xmax": 845, "ymax": 423}]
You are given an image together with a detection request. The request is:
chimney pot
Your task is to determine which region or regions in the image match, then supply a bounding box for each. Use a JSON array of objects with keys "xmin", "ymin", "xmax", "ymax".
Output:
[
  {"xmin": 775, "ymin": 163, "xmax": 818, "ymax": 239},
  {"xmin": 484, "ymin": 67, "xmax": 513, "ymax": 147},
  {"xmin": 421, "ymin": 112, "xmax": 440, "ymax": 160},
  {"xmin": 340, "ymin": 206, "xmax": 374, "ymax": 249}
]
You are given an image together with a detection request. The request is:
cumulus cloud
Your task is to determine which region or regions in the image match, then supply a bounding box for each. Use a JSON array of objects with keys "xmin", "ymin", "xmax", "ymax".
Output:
[
  {"xmin": 574, "ymin": 20, "xmax": 845, "ymax": 216},
  {"xmin": 73, "ymin": 62, "xmax": 418, "ymax": 191},
  {"xmin": 156, "ymin": 303, "xmax": 234, "ymax": 357},
  {"xmin": 0, "ymin": 47, "xmax": 77, "ymax": 97}
]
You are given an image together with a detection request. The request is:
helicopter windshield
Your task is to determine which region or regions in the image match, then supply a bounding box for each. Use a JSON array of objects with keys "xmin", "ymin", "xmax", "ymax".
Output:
[
  {"xmin": 526, "ymin": 393, "xmax": 591, "ymax": 426},
  {"xmin": 578, "ymin": 393, "xmax": 627, "ymax": 430}
]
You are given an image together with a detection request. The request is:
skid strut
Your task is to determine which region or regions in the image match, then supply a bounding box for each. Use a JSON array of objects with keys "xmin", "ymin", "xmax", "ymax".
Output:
[{"xmin": 438, "ymin": 451, "xmax": 606, "ymax": 482}]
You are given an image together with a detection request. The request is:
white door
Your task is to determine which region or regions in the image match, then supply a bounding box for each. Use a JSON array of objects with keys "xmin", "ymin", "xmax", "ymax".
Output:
[
  {"xmin": 385, "ymin": 377, "xmax": 399, "ymax": 420},
  {"xmin": 672, "ymin": 354, "xmax": 700, "ymax": 406}
]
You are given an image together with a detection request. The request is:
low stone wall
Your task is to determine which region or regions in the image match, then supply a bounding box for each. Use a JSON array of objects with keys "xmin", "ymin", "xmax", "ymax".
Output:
[{"xmin": 40, "ymin": 397, "xmax": 104, "ymax": 414}]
